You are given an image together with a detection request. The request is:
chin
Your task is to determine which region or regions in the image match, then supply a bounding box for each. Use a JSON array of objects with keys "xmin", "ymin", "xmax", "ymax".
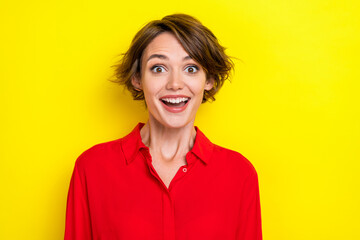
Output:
[{"xmin": 152, "ymin": 114, "xmax": 196, "ymax": 129}]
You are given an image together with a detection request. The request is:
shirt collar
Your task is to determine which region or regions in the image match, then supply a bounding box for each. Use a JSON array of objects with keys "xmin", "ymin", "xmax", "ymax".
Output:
[{"xmin": 121, "ymin": 122, "xmax": 214, "ymax": 165}]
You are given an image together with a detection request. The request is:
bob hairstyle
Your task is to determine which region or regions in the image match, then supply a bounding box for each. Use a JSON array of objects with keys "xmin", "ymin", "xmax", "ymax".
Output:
[{"xmin": 112, "ymin": 14, "xmax": 234, "ymax": 103}]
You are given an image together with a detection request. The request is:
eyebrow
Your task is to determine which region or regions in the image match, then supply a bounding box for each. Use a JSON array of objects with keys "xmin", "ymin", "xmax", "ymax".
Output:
[{"xmin": 146, "ymin": 54, "xmax": 192, "ymax": 62}]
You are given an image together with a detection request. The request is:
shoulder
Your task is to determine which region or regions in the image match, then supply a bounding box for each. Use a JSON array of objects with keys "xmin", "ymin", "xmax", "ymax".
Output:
[
  {"xmin": 212, "ymin": 144, "xmax": 258, "ymax": 177},
  {"xmin": 75, "ymin": 138, "xmax": 124, "ymax": 170},
  {"xmin": 72, "ymin": 123, "xmax": 144, "ymax": 172}
]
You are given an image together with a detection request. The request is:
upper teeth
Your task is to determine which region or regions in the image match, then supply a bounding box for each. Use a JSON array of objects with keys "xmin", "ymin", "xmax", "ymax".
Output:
[{"xmin": 162, "ymin": 97, "xmax": 189, "ymax": 103}]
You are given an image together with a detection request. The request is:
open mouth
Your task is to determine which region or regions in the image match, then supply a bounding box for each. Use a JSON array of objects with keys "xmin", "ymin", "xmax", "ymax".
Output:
[{"xmin": 160, "ymin": 97, "xmax": 190, "ymax": 108}]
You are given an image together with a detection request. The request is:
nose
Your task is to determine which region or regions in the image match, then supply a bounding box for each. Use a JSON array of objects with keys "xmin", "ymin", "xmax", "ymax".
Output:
[{"xmin": 166, "ymin": 70, "xmax": 184, "ymax": 90}]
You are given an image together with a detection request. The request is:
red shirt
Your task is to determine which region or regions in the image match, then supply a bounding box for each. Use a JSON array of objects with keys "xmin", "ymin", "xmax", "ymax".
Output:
[{"xmin": 65, "ymin": 123, "xmax": 262, "ymax": 240}]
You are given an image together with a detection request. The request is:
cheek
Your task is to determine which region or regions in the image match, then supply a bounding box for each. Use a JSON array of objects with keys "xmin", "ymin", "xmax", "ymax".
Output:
[
  {"xmin": 142, "ymin": 81, "xmax": 162, "ymax": 104},
  {"xmin": 141, "ymin": 73, "xmax": 157, "ymax": 93},
  {"xmin": 188, "ymin": 80, "xmax": 207, "ymax": 95}
]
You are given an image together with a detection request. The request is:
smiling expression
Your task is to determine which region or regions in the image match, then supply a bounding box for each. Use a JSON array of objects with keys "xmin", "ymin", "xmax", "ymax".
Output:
[{"xmin": 131, "ymin": 32, "xmax": 214, "ymax": 128}]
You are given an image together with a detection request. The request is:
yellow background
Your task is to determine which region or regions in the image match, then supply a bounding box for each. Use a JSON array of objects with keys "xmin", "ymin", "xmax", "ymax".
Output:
[{"xmin": 1, "ymin": 0, "xmax": 359, "ymax": 239}]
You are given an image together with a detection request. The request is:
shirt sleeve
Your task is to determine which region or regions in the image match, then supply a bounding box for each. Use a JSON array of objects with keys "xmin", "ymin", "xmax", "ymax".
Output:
[
  {"xmin": 237, "ymin": 169, "xmax": 263, "ymax": 240},
  {"xmin": 64, "ymin": 161, "xmax": 92, "ymax": 240}
]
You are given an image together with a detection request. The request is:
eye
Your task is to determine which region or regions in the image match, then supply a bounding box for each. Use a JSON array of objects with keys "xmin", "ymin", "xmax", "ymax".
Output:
[
  {"xmin": 185, "ymin": 65, "xmax": 199, "ymax": 73},
  {"xmin": 151, "ymin": 65, "xmax": 166, "ymax": 73}
]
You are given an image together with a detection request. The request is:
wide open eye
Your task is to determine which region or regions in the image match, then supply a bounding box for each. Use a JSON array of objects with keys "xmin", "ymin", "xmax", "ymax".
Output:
[
  {"xmin": 151, "ymin": 65, "xmax": 166, "ymax": 73},
  {"xmin": 184, "ymin": 65, "xmax": 199, "ymax": 73}
]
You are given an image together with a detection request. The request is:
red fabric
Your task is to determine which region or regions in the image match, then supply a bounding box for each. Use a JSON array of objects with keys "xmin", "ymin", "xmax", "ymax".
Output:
[{"xmin": 65, "ymin": 123, "xmax": 262, "ymax": 240}]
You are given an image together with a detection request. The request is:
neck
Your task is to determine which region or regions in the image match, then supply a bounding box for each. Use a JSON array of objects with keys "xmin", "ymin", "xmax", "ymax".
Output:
[{"xmin": 140, "ymin": 117, "xmax": 196, "ymax": 164}]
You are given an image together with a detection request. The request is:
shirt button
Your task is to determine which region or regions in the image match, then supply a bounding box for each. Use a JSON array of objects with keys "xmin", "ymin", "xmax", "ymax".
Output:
[{"xmin": 183, "ymin": 168, "xmax": 187, "ymax": 173}]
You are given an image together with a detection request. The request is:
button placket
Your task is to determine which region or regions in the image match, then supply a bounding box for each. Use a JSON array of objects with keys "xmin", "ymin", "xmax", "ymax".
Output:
[{"xmin": 162, "ymin": 192, "xmax": 175, "ymax": 240}]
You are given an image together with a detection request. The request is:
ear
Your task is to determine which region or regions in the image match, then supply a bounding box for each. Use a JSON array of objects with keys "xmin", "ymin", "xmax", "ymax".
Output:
[
  {"xmin": 131, "ymin": 74, "xmax": 142, "ymax": 91},
  {"xmin": 204, "ymin": 77, "xmax": 215, "ymax": 91}
]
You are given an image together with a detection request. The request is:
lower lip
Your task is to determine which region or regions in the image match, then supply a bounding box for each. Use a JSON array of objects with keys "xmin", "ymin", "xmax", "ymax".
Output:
[{"xmin": 160, "ymin": 100, "xmax": 190, "ymax": 113}]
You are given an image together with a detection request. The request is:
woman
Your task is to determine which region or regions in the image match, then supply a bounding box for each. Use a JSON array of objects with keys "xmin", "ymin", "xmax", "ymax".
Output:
[{"xmin": 65, "ymin": 14, "xmax": 262, "ymax": 240}]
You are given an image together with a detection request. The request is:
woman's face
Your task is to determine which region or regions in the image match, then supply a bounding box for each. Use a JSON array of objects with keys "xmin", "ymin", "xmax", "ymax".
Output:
[{"xmin": 132, "ymin": 32, "xmax": 214, "ymax": 129}]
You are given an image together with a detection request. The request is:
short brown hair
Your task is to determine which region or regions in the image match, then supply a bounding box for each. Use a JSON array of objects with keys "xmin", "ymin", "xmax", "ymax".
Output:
[{"xmin": 112, "ymin": 14, "xmax": 233, "ymax": 103}]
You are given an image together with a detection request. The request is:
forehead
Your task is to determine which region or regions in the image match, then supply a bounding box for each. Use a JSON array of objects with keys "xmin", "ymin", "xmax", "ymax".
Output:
[{"xmin": 142, "ymin": 32, "xmax": 189, "ymax": 60}]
